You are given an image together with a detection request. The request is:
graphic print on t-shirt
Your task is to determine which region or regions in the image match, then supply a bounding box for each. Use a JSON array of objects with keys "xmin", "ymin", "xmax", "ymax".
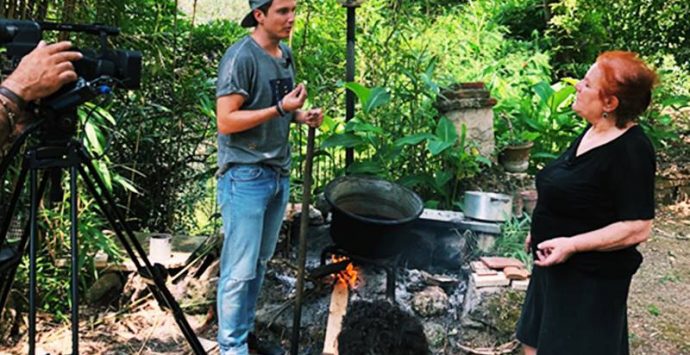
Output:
[{"xmin": 270, "ymin": 78, "xmax": 294, "ymax": 105}]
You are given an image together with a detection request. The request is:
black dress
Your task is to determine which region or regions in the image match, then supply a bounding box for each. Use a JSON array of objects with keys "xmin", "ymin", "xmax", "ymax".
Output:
[{"xmin": 516, "ymin": 125, "xmax": 655, "ymax": 355}]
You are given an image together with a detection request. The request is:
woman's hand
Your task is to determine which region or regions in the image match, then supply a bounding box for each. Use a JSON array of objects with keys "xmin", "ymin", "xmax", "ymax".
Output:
[{"xmin": 534, "ymin": 237, "xmax": 578, "ymax": 267}]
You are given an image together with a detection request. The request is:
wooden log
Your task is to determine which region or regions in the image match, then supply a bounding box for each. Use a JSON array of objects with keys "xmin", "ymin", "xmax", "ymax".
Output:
[{"xmin": 322, "ymin": 282, "xmax": 349, "ymax": 355}]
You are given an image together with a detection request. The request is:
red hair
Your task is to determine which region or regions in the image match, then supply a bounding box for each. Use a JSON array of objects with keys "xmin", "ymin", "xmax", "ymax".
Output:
[{"xmin": 596, "ymin": 51, "xmax": 659, "ymax": 128}]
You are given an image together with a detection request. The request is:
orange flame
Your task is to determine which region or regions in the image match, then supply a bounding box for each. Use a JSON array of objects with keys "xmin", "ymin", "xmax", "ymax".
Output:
[{"xmin": 331, "ymin": 256, "xmax": 359, "ymax": 288}]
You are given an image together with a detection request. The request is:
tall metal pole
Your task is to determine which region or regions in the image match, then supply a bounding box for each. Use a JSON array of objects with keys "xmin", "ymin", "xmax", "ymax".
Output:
[{"xmin": 345, "ymin": 3, "xmax": 357, "ymax": 169}]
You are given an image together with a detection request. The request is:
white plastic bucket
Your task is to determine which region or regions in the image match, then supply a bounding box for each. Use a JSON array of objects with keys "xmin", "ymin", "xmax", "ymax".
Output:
[{"xmin": 149, "ymin": 233, "xmax": 172, "ymax": 265}]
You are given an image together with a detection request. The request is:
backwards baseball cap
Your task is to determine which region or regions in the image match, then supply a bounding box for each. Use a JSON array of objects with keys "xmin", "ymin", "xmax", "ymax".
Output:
[{"xmin": 241, "ymin": 0, "xmax": 273, "ymax": 28}]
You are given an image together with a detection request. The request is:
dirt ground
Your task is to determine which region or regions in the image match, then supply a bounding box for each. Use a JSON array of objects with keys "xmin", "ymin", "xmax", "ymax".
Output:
[
  {"xmin": 1, "ymin": 203, "xmax": 689, "ymax": 354},
  {"xmin": 628, "ymin": 202, "xmax": 690, "ymax": 355}
]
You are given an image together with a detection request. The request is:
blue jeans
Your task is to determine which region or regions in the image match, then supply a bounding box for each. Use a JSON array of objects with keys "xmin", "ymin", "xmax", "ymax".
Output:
[{"xmin": 216, "ymin": 164, "xmax": 289, "ymax": 355}]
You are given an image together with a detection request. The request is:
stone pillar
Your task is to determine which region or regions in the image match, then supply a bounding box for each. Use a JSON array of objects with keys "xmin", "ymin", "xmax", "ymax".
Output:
[{"xmin": 436, "ymin": 82, "xmax": 497, "ymax": 157}]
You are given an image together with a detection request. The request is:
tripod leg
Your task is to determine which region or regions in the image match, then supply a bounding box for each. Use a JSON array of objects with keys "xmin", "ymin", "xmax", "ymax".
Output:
[
  {"xmin": 28, "ymin": 168, "xmax": 38, "ymax": 355},
  {"xmin": 0, "ymin": 165, "xmax": 29, "ymax": 320},
  {"xmin": 0, "ymin": 172, "xmax": 49, "ymax": 326},
  {"xmin": 69, "ymin": 166, "xmax": 79, "ymax": 354},
  {"xmin": 0, "ymin": 166, "xmax": 29, "ymax": 253},
  {"xmin": 76, "ymin": 152, "xmax": 206, "ymax": 354}
]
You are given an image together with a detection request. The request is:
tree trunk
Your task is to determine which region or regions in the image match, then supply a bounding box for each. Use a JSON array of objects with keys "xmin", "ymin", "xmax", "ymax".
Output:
[
  {"xmin": 35, "ymin": 0, "xmax": 50, "ymax": 20},
  {"xmin": 59, "ymin": 0, "xmax": 76, "ymax": 40},
  {"xmin": 97, "ymin": 0, "xmax": 125, "ymax": 26}
]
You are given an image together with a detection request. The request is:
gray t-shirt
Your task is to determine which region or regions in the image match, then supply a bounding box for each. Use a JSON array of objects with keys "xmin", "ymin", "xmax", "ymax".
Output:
[{"xmin": 216, "ymin": 35, "xmax": 295, "ymax": 174}]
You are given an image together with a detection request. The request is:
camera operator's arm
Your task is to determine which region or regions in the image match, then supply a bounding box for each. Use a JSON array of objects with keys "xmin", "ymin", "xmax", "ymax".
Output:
[{"xmin": 0, "ymin": 41, "xmax": 82, "ymax": 143}]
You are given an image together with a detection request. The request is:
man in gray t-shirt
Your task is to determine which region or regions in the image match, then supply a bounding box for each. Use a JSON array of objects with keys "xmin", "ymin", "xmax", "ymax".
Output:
[{"xmin": 214, "ymin": 1, "xmax": 322, "ymax": 354}]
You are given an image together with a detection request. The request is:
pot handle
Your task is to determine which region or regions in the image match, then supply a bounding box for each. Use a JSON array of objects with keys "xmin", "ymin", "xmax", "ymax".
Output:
[{"xmin": 490, "ymin": 197, "xmax": 511, "ymax": 203}]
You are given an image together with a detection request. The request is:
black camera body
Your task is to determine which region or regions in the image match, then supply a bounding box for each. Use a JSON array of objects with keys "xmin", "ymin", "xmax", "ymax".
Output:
[
  {"xmin": 0, "ymin": 19, "xmax": 142, "ymax": 113},
  {"xmin": 0, "ymin": 19, "xmax": 142, "ymax": 141}
]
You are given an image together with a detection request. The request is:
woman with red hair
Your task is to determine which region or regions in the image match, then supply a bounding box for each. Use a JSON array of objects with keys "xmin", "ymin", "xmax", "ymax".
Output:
[{"xmin": 516, "ymin": 51, "xmax": 658, "ymax": 355}]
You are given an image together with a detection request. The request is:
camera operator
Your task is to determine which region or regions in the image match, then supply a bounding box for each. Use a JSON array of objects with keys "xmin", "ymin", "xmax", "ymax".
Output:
[{"xmin": 0, "ymin": 40, "xmax": 82, "ymax": 146}]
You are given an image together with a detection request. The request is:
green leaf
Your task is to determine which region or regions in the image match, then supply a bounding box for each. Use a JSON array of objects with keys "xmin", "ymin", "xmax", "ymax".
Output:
[
  {"xmin": 344, "ymin": 82, "xmax": 371, "ymax": 104},
  {"xmin": 424, "ymin": 200, "xmax": 440, "ymax": 209},
  {"xmin": 428, "ymin": 138, "xmax": 454, "ymax": 156},
  {"xmin": 97, "ymin": 161, "xmax": 112, "ymax": 191},
  {"xmin": 520, "ymin": 131, "xmax": 540, "ymax": 142},
  {"xmin": 533, "ymin": 81, "xmax": 554, "ymax": 106},
  {"xmin": 398, "ymin": 174, "xmax": 431, "ymax": 188},
  {"xmin": 94, "ymin": 106, "xmax": 116, "ymax": 125},
  {"xmin": 435, "ymin": 117, "xmax": 458, "ymax": 145},
  {"xmin": 562, "ymin": 77, "xmax": 579, "ymax": 86},
  {"xmin": 319, "ymin": 115, "xmax": 339, "ymax": 133},
  {"xmin": 345, "ymin": 120, "xmax": 383, "ymax": 134},
  {"xmin": 555, "ymin": 112, "xmax": 572, "ymax": 126},
  {"xmin": 114, "ymin": 175, "xmax": 140, "ymax": 194},
  {"xmin": 393, "ymin": 133, "xmax": 434, "ymax": 147},
  {"xmin": 476, "ymin": 156, "xmax": 492, "ymax": 166},
  {"xmin": 364, "ymin": 87, "xmax": 391, "ymax": 113},
  {"xmin": 374, "ymin": 144, "xmax": 402, "ymax": 161},
  {"xmin": 321, "ymin": 133, "xmax": 366, "ymax": 148},
  {"xmin": 346, "ymin": 160, "xmax": 385, "ymax": 175},
  {"xmin": 84, "ymin": 122, "xmax": 104, "ymax": 155},
  {"xmin": 344, "ymin": 82, "xmax": 391, "ymax": 113},
  {"xmin": 532, "ymin": 152, "xmax": 558, "ymax": 159},
  {"xmin": 549, "ymin": 85, "xmax": 576, "ymax": 109},
  {"xmin": 660, "ymin": 95, "xmax": 690, "ymax": 108},
  {"xmin": 434, "ymin": 171, "xmax": 452, "ymax": 187}
]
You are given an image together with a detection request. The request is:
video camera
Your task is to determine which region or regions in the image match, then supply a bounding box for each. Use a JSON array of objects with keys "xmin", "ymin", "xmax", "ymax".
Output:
[{"xmin": 0, "ymin": 19, "xmax": 141, "ymax": 120}]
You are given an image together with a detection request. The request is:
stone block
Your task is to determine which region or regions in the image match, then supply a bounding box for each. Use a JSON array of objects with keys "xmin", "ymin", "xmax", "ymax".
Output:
[
  {"xmin": 511, "ymin": 279, "xmax": 530, "ymax": 291},
  {"xmin": 436, "ymin": 83, "xmax": 496, "ymax": 158},
  {"xmin": 480, "ymin": 256, "xmax": 524, "ymax": 270},
  {"xmin": 471, "ymin": 272, "xmax": 510, "ymax": 288},
  {"xmin": 420, "ymin": 208, "xmax": 464, "ymax": 222},
  {"xmin": 476, "ymin": 234, "xmax": 497, "ymax": 253},
  {"xmin": 470, "ymin": 261, "xmax": 497, "ymax": 276},
  {"xmin": 504, "ymin": 266, "xmax": 530, "ymax": 280}
]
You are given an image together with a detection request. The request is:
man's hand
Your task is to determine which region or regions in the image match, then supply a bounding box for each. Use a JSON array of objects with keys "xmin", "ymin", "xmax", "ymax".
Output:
[
  {"xmin": 534, "ymin": 237, "xmax": 577, "ymax": 267},
  {"xmin": 281, "ymin": 83, "xmax": 307, "ymax": 112},
  {"xmin": 295, "ymin": 108, "xmax": 323, "ymax": 128},
  {"xmin": 2, "ymin": 41, "xmax": 83, "ymax": 102}
]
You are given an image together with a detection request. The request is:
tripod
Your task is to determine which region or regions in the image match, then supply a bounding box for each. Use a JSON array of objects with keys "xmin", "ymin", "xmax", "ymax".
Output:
[{"xmin": 0, "ymin": 126, "xmax": 206, "ymax": 354}]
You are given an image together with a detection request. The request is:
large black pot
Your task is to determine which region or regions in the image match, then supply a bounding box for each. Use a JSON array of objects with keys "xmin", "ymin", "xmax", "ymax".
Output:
[{"xmin": 324, "ymin": 175, "xmax": 424, "ymax": 258}]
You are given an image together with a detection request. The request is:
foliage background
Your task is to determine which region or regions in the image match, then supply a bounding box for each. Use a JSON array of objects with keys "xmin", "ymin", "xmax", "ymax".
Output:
[{"xmin": 0, "ymin": 0, "xmax": 688, "ymax": 319}]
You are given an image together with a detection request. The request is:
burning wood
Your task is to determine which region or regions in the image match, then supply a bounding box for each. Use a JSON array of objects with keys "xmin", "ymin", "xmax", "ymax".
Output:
[
  {"xmin": 322, "ymin": 256, "xmax": 360, "ymax": 355},
  {"xmin": 331, "ymin": 256, "xmax": 359, "ymax": 288}
]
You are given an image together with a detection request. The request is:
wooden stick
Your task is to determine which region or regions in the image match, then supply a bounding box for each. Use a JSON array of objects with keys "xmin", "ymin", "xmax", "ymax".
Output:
[
  {"xmin": 291, "ymin": 127, "xmax": 316, "ymax": 355},
  {"xmin": 322, "ymin": 282, "xmax": 349, "ymax": 355}
]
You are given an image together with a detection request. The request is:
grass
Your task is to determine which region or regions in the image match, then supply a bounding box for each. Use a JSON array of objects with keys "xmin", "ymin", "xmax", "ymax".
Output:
[
  {"xmin": 647, "ymin": 304, "xmax": 661, "ymax": 317},
  {"xmin": 493, "ymin": 214, "xmax": 532, "ymax": 268}
]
